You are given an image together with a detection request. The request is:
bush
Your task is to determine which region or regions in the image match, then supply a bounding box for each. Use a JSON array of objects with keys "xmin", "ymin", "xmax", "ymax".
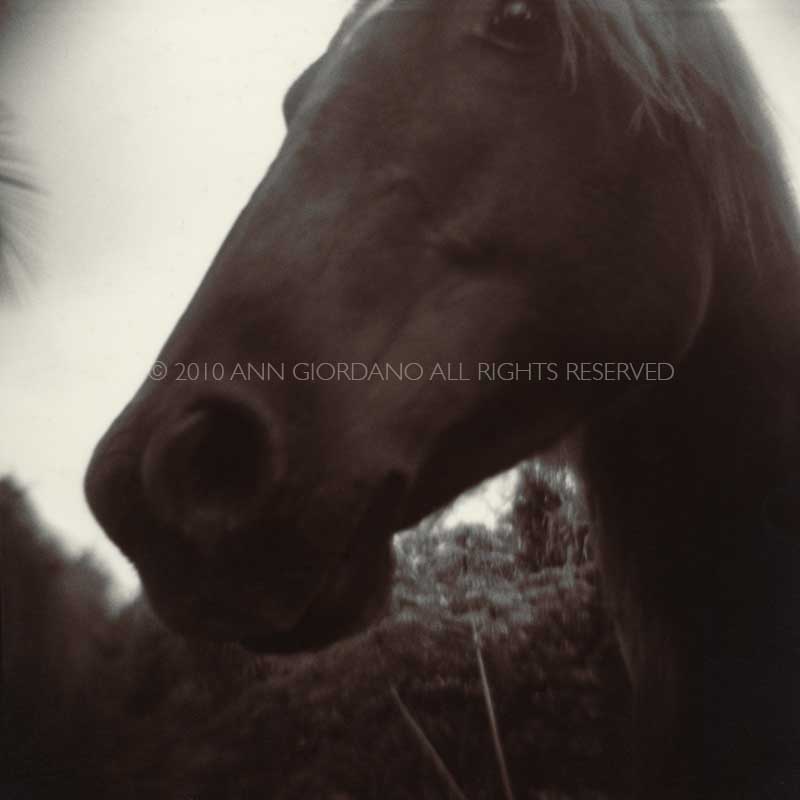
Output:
[{"xmin": 505, "ymin": 462, "xmax": 592, "ymax": 570}]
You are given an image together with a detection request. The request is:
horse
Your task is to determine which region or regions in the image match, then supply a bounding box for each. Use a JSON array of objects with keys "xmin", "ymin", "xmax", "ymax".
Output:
[{"xmin": 85, "ymin": 1, "xmax": 800, "ymax": 796}]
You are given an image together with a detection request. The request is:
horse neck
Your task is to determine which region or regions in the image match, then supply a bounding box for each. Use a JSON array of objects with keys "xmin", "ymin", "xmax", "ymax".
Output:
[
  {"xmin": 582, "ymin": 229, "xmax": 800, "ymax": 796},
  {"xmin": 585, "ymin": 230, "xmax": 800, "ymax": 537}
]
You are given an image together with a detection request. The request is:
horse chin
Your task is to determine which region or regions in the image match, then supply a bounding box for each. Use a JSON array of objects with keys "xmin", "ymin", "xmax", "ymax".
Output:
[
  {"xmin": 139, "ymin": 531, "xmax": 396, "ymax": 653},
  {"xmin": 240, "ymin": 537, "xmax": 396, "ymax": 654},
  {"xmin": 239, "ymin": 592, "xmax": 387, "ymax": 655},
  {"xmin": 140, "ymin": 488, "xmax": 400, "ymax": 653}
]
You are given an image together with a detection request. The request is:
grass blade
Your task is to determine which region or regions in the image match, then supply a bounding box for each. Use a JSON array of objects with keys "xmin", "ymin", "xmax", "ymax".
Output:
[
  {"xmin": 472, "ymin": 620, "xmax": 516, "ymax": 800},
  {"xmin": 390, "ymin": 685, "xmax": 471, "ymax": 800}
]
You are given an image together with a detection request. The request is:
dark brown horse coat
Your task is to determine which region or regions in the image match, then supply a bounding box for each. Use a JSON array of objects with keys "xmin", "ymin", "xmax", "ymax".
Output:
[{"xmin": 86, "ymin": 2, "xmax": 800, "ymax": 796}]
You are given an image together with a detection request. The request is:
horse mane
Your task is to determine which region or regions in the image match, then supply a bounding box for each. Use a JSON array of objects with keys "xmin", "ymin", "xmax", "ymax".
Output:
[{"xmin": 555, "ymin": 0, "xmax": 800, "ymax": 266}]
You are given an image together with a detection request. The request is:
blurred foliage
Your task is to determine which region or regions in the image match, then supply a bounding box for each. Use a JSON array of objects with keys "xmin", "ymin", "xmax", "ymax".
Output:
[
  {"xmin": 0, "ymin": 105, "xmax": 36, "ymax": 297},
  {"xmin": 504, "ymin": 462, "xmax": 592, "ymax": 570}
]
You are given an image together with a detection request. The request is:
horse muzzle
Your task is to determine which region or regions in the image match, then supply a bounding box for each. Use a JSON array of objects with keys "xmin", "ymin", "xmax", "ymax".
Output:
[{"xmin": 85, "ymin": 386, "xmax": 408, "ymax": 651}]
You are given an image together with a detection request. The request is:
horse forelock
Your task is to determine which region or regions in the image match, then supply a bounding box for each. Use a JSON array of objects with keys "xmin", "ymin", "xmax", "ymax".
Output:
[{"xmin": 556, "ymin": 0, "xmax": 800, "ymax": 265}]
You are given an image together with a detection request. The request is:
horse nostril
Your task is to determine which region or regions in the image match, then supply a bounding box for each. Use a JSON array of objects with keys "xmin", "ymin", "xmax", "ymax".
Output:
[{"xmin": 142, "ymin": 398, "xmax": 277, "ymax": 550}]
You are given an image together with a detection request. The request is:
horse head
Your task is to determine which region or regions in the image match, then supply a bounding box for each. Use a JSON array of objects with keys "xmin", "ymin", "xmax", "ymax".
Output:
[
  {"xmin": 88, "ymin": 0, "xmax": 725, "ymax": 647},
  {"xmin": 86, "ymin": 8, "xmax": 800, "ymax": 792}
]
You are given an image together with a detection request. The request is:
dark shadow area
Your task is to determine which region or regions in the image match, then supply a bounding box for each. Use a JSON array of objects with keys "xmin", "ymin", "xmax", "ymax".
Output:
[{"xmin": 1, "ymin": 473, "xmax": 632, "ymax": 799}]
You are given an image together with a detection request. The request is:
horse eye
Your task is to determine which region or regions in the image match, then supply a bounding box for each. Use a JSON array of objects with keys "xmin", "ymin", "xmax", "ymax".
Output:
[{"xmin": 486, "ymin": 0, "xmax": 543, "ymax": 51}]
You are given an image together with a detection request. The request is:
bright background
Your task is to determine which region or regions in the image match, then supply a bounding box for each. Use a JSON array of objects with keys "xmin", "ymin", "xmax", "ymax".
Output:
[{"xmin": 0, "ymin": 1, "xmax": 798, "ymax": 598}]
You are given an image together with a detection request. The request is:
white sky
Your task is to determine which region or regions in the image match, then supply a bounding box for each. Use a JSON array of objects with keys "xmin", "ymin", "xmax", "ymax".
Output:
[{"xmin": 0, "ymin": 1, "xmax": 798, "ymax": 596}]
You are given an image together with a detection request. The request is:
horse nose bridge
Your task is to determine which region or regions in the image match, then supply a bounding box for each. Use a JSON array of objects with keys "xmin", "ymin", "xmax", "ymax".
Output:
[
  {"xmin": 139, "ymin": 388, "xmax": 285, "ymax": 554},
  {"xmin": 204, "ymin": 118, "xmax": 425, "ymax": 295}
]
